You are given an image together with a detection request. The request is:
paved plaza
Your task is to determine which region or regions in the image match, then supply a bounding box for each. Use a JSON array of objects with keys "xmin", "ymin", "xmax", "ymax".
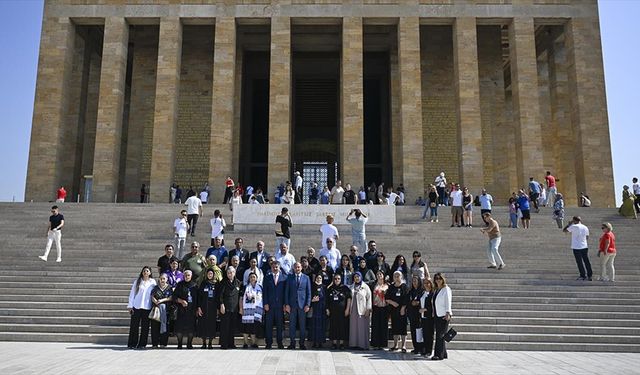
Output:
[{"xmin": 1, "ymin": 343, "xmax": 638, "ymax": 375}]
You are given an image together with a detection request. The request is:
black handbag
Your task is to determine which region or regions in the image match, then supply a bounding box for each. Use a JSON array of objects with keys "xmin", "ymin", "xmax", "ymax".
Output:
[{"xmin": 444, "ymin": 327, "xmax": 457, "ymax": 342}]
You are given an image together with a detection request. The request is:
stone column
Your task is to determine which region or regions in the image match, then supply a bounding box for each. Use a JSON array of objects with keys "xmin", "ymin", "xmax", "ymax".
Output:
[
  {"xmin": 149, "ymin": 17, "xmax": 182, "ymax": 203},
  {"xmin": 91, "ymin": 17, "xmax": 129, "ymax": 202},
  {"xmin": 267, "ymin": 17, "xmax": 292, "ymax": 198},
  {"xmin": 397, "ymin": 17, "xmax": 424, "ymax": 202},
  {"xmin": 341, "ymin": 17, "xmax": 364, "ymax": 190},
  {"xmin": 453, "ymin": 17, "xmax": 484, "ymax": 189},
  {"xmin": 565, "ymin": 17, "xmax": 614, "ymax": 207},
  {"xmin": 209, "ymin": 17, "xmax": 237, "ymax": 202},
  {"xmin": 509, "ymin": 17, "xmax": 543, "ymax": 188},
  {"xmin": 25, "ymin": 16, "xmax": 75, "ymax": 202}
]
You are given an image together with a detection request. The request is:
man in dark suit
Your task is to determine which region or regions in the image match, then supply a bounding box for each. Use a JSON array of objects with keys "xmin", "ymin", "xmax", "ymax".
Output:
[
  {"xmin": 285, "ymin": 262, "xmax": 311, "ymax": 350},
  {"xmin": 229, "ymin": 237, "xmax": 250, "ymax": 271},
  {"xmin": 250, "ymin": 240, "xmax": 270, "ymax": 275},
  {"xmin": 262, "ymin": 260, "xmax": 287, "ymax": 349}
]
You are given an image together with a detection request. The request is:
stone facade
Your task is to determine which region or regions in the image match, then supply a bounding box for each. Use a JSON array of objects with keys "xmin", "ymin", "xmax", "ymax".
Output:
[{"xmin": 26, "ymin": 0, "xmax": 615, "ymax": 207}]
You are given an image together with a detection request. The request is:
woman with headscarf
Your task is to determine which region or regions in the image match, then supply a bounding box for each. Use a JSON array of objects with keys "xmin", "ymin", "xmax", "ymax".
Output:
[
  {"xmin": 357, "ymin": 258, "xmax": 376, "ymax": 288},
  {"xmin": 173, "ymin": 269, "xmax": 198, "ymax": 349},
  {"xmin": 553, "ymin": 193, "xmax": 565, "ymax": 229},
  {"xmin": 419, "ymin": 278, "xmax": 436, "ymax": 358},
  {"xmin": 218, "ymin": 266, "xmax": 242, "ymax": 349},
  {"xmin": 310, "ymin": 273, "xmax": 327, "ymax": 348},
  {"xmin": 240, "ymin": 272, "xmax": 263, "ymax": 348},
  {"xmin": 407, "ymin": 275, "xmax": 425, "ymax": 354},
  {"xmin": 150, "ymin": 273, "xmax": 173, "ymax": 348},
  {"xmin": 386, "ymin": 270, "xmax": 409, "ymax": 352},
  {"xmin": 349, "ymin": 272, "xmax": 372, "ymax": 350},
  {"xmin": 196, "ymin": 268, "xmax": 218, "ymax": 349},
  {"xmin": 127, "ymin": 266, "xmax": 156, "ymax": 349},
  {"xmin": 326, "ymin": 273, "xmax": 351, "ymax": 349},
  {"xmin": 619, "ymin": 185, "xmax": 637, "ymax": 218},
  {"xmin": 370, "ymin": 270, "xmax": 389, "ymax": 350}
]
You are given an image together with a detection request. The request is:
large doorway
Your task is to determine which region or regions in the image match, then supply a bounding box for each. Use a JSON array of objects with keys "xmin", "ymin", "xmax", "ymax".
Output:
[{"xmin": 291, "ymin": 25, "xmax": 341, "ymax": 193}]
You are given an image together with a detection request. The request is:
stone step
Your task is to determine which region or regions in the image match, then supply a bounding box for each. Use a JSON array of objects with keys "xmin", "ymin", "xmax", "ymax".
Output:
[
  {"xmin": 455, "ymin": 309, "xmax": 640, "ymax": 320},
  {"xmin": 0, "ymin": 323, "xmax": 129, "ymax": 334},
  {"xmin": 454, "ymin": 324, "xmax": 640, "ymax": 336},
  {"xmin": 454, "ymin": 332, "xmax": 640, "ymax": 344},
  {"xmin": 0, "ymin": 308, "xmax": 129, "ymax": 318},
  {"xmin": 0, "ymin": 316, "xmax": 128, "ymax": 326},
  {"xmin": 447, "ymin": 341, "xmax": 640, "ymax": 353}
]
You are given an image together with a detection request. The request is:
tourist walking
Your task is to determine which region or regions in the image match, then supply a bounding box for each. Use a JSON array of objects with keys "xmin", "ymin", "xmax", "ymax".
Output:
[
  {"xmin": 563, "ymin": 216, "xmax": 593, "ymax": 281},
  {"xmin": 346, "ymin": 209, "xmax": 368, "ymax": 253},
  {"xmin": 173, "ymin": 210, "xmax": 188, "ymax": 258},
  {"xmin": 598, "ymin": 222, "xmax": 617, "ymax": 282},
  {"xmin": 545, "ymin": 171, "xmax": 557, "ymax": 207},
  {"xmin": 517, "ymin": 190, "xmax": 531, "ymax": 228},
  {"xmin": 184, "ymin": 193, "xmax": 202, "ymax": 236},
  {"xmin": 553, "ymin": 193, "xmax": 565, "ymax": 229},
  {"xmin": 127, "ymin": 266, "xmax": 156, "ymax": 349},
  {"xmin": 432, "ymin": 273, "xmax": 452, "ymax": 360},
  {"xmin": 210, "ymin": 210, "xmax": 226, "ymax": 246},
  {"xmin": 528, "ymin": 177, "xmax": 542, "ymax": 212},
  {"xmin": 481, "ymin": 213, "xmax": 505, "ymax": 270},
  {"xmin": 38, "ymin": 205, "xmax": 65, "ymax": 262}
]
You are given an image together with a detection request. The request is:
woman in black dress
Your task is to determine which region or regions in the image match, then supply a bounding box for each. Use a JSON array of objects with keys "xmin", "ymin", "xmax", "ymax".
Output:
[
  {"xmin": 218, "ymin": 266, "xmax": 242, "ymax": 349},
  {"xmin": 407, "ymin": 275, "xmax": 425, "ymax": 354},
  {"xmin": 419, "ymin": 278, "xmax": 436, "ymax": 358},
  {"xmin": 385, "ymin": 270, "xmax": 409, "ymax": 352},
  {"xmin": 310, "ymin": 274, "xmax": 327, "ymax": 348},
  {"xmin": 317, "ymin": 255, "xmax": 334, "ymax": 287},
  {"xmin": 326, "ymin": 274, "xmax": 351, "ymax": 349},
  {"xmin": 196, "ymin": 269, "xmax": 218, "ymax": 349},
  {"xmin": 173, "ymin": 270, "xmax": 198, "ymax": 349},
  {"xmin": 150, "ymin": 273, "xmax": 173, "ymax": 348},
  {"xmin": 371, "ymin": 252, "xmax": 391, "ymax": 281}
]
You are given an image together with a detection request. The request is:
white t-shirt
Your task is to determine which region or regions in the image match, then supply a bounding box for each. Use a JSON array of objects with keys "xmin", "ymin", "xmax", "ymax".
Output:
[
  {"xmin": 330, "ymin": 186, "xmax": 345, "ymax": 204},
  {"xmin": 450, "ymin": 190, "xmax": 463, "ymax": 206},
  {"xmin": 211, "ymin": 217, "xmax": 226, "ymax": 239},
  {"xmin": 320, "ymin": 247, "xmax": 341, "ymax": 271},
  {"xmin": 295, "ymin": 175, "xmax": 303, "ymax": 189},
  {"xmin": 567, "ymin": 223, "xmax": 589, "ymax": 249},
  {"xmin": 387, "ymin": 192, "xmax": 399, "ymax": 205},
  {"xmin": 185, "ymin": 196, "xmax": 202, "ymax": 215},
  {"xmin": 174, "ymin": 217, "xmax": 188, "ymax": 238},
  {"xmin": 633, "ymin": 183, "xmax": 640, "ymax": 195},
  {"xmin": 199, "ymin": 191, "xmax": 209, "ymax": 203},
  {"xmin": 320, "ymin": 223, "xmax": 339, "ymax": 247},
  {"xmin": 479, "ymin": 194, "xmax": 493, "ymax": 210}
]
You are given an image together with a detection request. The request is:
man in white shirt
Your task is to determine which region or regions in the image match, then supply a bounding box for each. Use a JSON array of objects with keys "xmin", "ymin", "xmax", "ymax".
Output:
[
  {"xmin": 173, "ymin": 210, "xmax": 189, "ymax": 259},
  {"xmin": 386, "ymin": 187, "xmax": 399, "ymax": 205},
  {"xmin": 319, "ymin": 215, "xmax": 339, "ymax": 247},
  {"xmin": 199, "ymin": 189, "xmax": 209, "ymax": 204},
  {"xmin": 184, "ymin": 193, "xmax": 203, "ymax": 236},
  {"xmin": 319, "ymin": 237, "xmax": 341, "ymax": 271},
  {"xmin": 330, "ymin": 180, "xmax": 345, "ymax": 204},
  {"xmin": 563, "ymin": 216, "xmax": 592, "ymax": 281},
  {"xmin": 275, "ymin": 243, "xmax": 296, "ymax": 275},
  {"xmin": 294, "ymin": 172, "xmax": 303, "ymax": 204},
  {"xmin": 633, "ymin": 177, "xmax": 640, "ymax": 214},
  {"xmin": 449, "ymin": 183, "xmax": 463, "ymax": 227}
]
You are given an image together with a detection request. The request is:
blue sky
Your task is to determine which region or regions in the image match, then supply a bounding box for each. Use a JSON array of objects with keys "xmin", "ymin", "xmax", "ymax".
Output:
[{"xmin": 0, "ymin": 1, "xmax": 636, "ymax": 204}]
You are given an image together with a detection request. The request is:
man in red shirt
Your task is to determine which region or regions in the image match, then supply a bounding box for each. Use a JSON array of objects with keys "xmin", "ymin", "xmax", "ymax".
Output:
[
  {"xmin": 56, "ymin": 186, "xmax": 67, "ymax": 203},
  {"xmin": 224, "ymin": 176, "xmax": 234, "ymax": 204},
  {"xmin": 544, "ymin": 171, "xmax": 557, "ymax": 207}
]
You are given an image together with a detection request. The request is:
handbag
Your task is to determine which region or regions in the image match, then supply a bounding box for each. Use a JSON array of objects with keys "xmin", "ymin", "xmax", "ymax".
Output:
[
  {"xmin": 416, "ymin": 327, "xmax": 424, "ymax": 343},
  {"xmin": 443, "ymin": 327, "xmax": 457, "ymax": 342},
  {"xmin": 149, "ymin": 306, "xmax": 161, "ymax": 322},
  {"xmin": 430, "ymin": 202, "xmax": 436, "ymax": 208}
]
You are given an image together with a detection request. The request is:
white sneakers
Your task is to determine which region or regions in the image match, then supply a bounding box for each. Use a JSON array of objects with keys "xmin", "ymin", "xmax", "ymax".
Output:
[
  {"xmin": 38, "ymin": 255, "xmax": 47, "ymax": 262},
  {"xmin": 56, "ymin": 258, "xmax": 62, "ymax": 262}
]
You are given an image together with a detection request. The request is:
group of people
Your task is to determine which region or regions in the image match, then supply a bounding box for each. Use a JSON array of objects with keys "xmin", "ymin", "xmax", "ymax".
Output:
[{"xmin": 127, "ymin": 222, "xmax": 453, "ymax": 360}]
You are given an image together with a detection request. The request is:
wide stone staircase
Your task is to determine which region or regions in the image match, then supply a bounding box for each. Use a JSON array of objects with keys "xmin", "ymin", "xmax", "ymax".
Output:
[{"xmin": 0, "ymin": 202, "xmax": 638, "ymax": 352}]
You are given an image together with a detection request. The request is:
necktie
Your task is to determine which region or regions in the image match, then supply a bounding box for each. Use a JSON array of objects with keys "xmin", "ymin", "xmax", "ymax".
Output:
[{"xmin": 297, "ymin": 275, "xmax": 300, "ymax": 286}]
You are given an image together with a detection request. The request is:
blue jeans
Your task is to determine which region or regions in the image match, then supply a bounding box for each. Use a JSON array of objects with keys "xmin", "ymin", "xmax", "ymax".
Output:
[{"xmin": 509, "ymin": 213, "xmax": 518, "ymax": 228}]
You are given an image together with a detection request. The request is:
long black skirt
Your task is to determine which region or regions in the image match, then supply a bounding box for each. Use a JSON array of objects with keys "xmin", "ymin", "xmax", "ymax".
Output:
[
  {"xmin": 174, "ymin": 305, "xmax": 197, "ymax": 335},
  {"xmin": 197, "ymin": 306, "xmax": 218, "ymax": 338},
  {"xmin": 328, "ymin": 314, "xmax": 349, "ymax": 341},
  {"xmin": 370, "ymin": 305, "xmax": 389, "ymax": 348},
  {"xmin": 389, "ymin": 306, "xmax": 407, "ymax": 335}
]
